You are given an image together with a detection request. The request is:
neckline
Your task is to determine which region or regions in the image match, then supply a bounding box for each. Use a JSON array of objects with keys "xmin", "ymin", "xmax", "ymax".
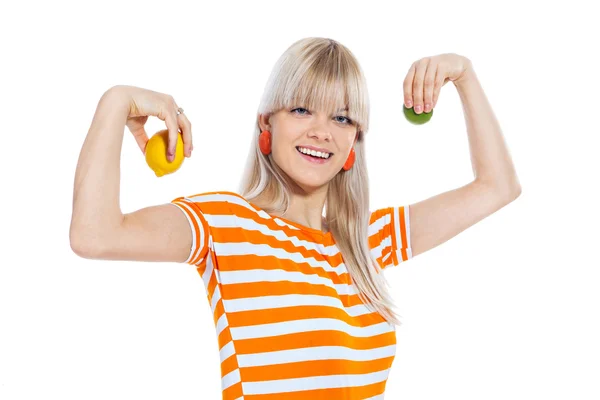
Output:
[
  {"xmin": 274, "ymin": 213, "xmax": 331, "ymax": 236},
  {"xmin": 246, "ymin": 199, "xmax": 334, "ymax": 243}
]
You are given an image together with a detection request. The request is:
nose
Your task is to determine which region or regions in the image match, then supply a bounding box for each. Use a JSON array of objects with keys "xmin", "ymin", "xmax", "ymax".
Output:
[{"xmin": 307, "ymin": 122, "xmax": 332, "ymax": 142}]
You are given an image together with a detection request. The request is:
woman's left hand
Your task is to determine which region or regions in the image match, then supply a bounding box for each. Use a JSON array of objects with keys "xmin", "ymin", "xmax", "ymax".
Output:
[{"xmin": 403, "ymin": 53, "xmax": 473, "ymax": 114}]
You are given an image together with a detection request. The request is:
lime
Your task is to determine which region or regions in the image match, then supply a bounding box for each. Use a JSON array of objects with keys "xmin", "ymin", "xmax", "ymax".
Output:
[
  {"xmin": 145, "ymin": 129, "xmax": 185, "ymax": 177},
  {"xmin": 403, "ymin": 105, "xmax": 433, "ymax": 125}
]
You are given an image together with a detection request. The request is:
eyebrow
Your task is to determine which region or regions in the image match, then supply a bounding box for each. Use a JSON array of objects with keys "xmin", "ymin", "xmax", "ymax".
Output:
[{"xmin": 296, "ymin": 105, "xmax": 348, "ymax": 113}]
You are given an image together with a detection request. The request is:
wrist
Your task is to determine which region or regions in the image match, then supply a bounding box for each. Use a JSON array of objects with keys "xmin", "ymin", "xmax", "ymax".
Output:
[
  {"xmin": 98, "ymin": 86, "xmax": 130, "ymax": 114},
  {"xmin": 453, "ymin": 67, "xmax": 477, "ymax": 91},
  {"xmin": 95, "ymin": 86, "xmax": 130, "ymax": 123}
]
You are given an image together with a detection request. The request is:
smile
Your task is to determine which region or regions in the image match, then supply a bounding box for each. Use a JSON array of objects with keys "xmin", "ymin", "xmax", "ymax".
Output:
[{"xmin": 296, "ymin": 146, "xmax": 333, "ymax": 164}]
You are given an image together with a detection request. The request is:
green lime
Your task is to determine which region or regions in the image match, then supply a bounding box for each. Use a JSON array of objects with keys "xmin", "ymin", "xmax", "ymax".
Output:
[{"xmin": 403, "ymin": 105, "xmax": 433, "ymax": 125}]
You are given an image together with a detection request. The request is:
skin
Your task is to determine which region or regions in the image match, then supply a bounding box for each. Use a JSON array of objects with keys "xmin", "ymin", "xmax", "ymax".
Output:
[
  {"xmin": 257, "ymin": 107, "xmax": 358, "ymax": 232},
  {"xmin": 118, "ymin": 54, "xmax": 471, "ymax": 234},
  {"xmin": 71, "ymin": 53, "xmax": 521, "ymax": 263},
  {"xmin": 402, "ymin": 53, "xmax": 471, "ymax": 113}
]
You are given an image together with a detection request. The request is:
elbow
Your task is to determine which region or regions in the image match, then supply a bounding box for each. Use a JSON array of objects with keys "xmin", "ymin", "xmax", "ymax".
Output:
[
  {"xmin": 505, "ymin": 179, "xmax": 522, "ymax": 202},
  {"xmin": 70, "ymin": 234, "xmax": 93, "ymax": 259},
  {"xmin": 71, "ymin": 240, "xmax": 91, "ymax": 259},
  {"xmin": 508, "ymin": 174, "xmax": 523, "ymax": 200},
  {"xmin": 479, "ymin": 177, "xmax": 522, "ymax": 203},
  {"xmin": 70, "ymin": 238, "xmax": 89, "ymax": 259},
  {"xmin": 496, "ymin": 184, "xmax": 521, "ymax": 204},
  {"xmin": 513, "ymin": 184, "xmax": 522, "ymax": 199},
  {"xmin": 502, "ymin": 184, "xmax": 522, "ymax": 204},
  {"xmin": 69, "ymin": 228, "xmax": 103, "ymax": 260}
]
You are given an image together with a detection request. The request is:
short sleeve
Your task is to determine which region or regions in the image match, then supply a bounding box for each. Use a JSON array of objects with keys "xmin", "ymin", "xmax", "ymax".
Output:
[
  {"xmin": 368, "ymin": 205, "xmax": 413, "ymax": 270},
  {"xmin": 170, "ymin": 196, "xmax": 211, "ymax": 266}
]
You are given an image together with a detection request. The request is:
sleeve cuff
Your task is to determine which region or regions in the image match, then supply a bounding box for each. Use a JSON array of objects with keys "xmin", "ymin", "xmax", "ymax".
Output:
[
  {"xmin": 169, "ymin": 199, "xmax": 210, "ymax": 265},
  {"xmin": 393, "ymin": 205, "xmax": 413, "ymax": 263}
]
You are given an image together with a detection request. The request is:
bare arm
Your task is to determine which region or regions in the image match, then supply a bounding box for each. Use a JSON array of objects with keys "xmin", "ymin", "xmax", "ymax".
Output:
[
  {"xmin": 70, "ymin": 87, "xmax": 129, "ymax": 255},
  {"xmin": 408, "ymin": 180, "xmax": 519, "ymax": 258},
  {"xmin": 455, "ymin": 67, "xmax": 521, "ymax": 195},
  {"xmin": 69, "ymin": 87, "xmax": 192, "ymax": 262},
  {"xmin": 401, "ymin": 57, "xmax": 521, "ymax": 259},
  {"xmin": 83, "ymin": 203, "xmax": 193, "ymax": 263}
]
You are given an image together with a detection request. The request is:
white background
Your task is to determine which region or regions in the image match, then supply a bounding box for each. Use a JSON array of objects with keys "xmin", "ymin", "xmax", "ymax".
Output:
[{"xmin": 1, "ymin": 0, "xmax": 598, "ymax": 399}]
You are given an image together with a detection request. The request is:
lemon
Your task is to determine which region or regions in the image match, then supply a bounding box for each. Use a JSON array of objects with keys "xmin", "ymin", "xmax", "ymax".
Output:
[
  {"xmin": 403, "ymin": 105, "xmax": 433, "ymax": 125},
  {"xmin": 145, "ymin": 129, "xmax": 185, "ymax": 177}
]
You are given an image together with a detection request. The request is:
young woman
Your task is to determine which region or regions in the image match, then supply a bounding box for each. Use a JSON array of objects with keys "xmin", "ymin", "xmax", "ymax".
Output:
[{"xmin": 70, "ymin": 37, "xmax": 521, "ymax": 399}]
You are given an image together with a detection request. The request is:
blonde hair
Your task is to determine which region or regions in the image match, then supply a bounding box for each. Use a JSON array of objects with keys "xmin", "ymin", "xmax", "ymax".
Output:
[{"xmin": 238, "ymin": 37, "xmax": 401, "ymax": 326}]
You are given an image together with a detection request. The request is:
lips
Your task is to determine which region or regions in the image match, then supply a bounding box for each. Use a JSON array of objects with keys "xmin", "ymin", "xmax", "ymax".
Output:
[
  {"xmin": 296, "ymin": 145, "xmax": 333, "ymax": 155},
  {"xmin": 295, "ymin": 147, "xmax": 332, "ymax": 164}
]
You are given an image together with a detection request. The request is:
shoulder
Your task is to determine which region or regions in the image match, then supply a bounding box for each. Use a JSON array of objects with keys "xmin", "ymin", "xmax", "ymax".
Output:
[
  {"xmin": 173, "ymin": 190, "xmax": 246, "ymax": 204},
  {"xmin": 172, "ymin": 190, "xmax": 257, "ymax": 216},
  {"xmin": 368, "ymin": 206, "xmax": 394, "ymax": 226}
]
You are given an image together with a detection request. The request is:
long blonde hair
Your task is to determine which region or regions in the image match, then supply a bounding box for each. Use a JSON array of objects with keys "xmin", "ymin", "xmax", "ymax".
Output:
[{"xmin": 238, "ymin": 37, "xmax": 401, "ymax": 326}]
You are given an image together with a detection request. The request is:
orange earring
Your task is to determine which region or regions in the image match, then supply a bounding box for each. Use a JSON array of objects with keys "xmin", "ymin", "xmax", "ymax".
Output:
[
  {"xmin": 259, "ymin": 130, "xmax": 271, "ymax": 155},
  {"xmin": 343, "ymin": 148, "xmax": 355, "ymax": 171}
]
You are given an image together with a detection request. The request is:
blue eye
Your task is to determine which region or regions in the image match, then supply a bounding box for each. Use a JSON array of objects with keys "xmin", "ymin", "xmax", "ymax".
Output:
[
  {"xmin": 335, "ymin": 116, "xmax": 352, "ymax": 124},
  {"xmin": 291, "ymin": 107, "xmax": 309, "ymax": 115},
  {"xmin": 291, "ymin": 107, "xmax": 353, "ymax": 125}
]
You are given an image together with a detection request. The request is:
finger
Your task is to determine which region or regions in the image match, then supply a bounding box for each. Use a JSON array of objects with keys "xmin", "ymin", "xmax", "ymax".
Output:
[
  {"xmin": 403, "ymin": 63, "xmax": 416, "ymax": 108},
  {"xmin": 412, "ymin": 59, "xmax": 428, "ymax": 114},
  {"xmin": 166, "ymin": 115, "xmax": 180, "ymax": 162},
  {"xmin": 163, "ymin": 97, "xmax": 181, "ymax": 162},
  {"xmin": 432, "ymin": 66, "xmax": 445, "ymax": 109},
  {"xmin": 178, "ymin": 112, "xmax": 193, "ymax": 158},
  {"xmin": 423, "ymin": 62, "xmax": 437, "ymax": 113},
  {"xmin": 127, "ymin": 119, "xmax": 150, "ymax": 155},
  {"xmin": 132, "ymin": 127, "xmax": 149, "ymax": 155},
  {"xmin": 153, "ymin": 97, "xmax": 179, "ymax": 161}
]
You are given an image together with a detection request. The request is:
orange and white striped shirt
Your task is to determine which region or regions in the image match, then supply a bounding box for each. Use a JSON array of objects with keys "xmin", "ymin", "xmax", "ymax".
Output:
[{"xmin": 170, "ymin": 191, "xmax": 412, "ymax": 399}]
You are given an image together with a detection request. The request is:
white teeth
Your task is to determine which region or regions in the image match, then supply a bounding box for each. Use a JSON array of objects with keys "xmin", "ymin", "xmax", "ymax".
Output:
[{"xmin": 297, "ymin": 147, "xmax": 330, "ymax": 159}]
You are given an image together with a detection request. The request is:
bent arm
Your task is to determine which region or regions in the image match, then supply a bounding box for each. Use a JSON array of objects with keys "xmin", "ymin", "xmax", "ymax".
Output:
[
  {"xmin": 69, "ymin": 87, "xmax": 130, "ymax": 256},
  {"xmin": 455, "ymin": 68, "xmax": 521, "ymax": 196},
  {"xmin": 78, "ymin": 203, "xmax": 194, "ymax": 263}
]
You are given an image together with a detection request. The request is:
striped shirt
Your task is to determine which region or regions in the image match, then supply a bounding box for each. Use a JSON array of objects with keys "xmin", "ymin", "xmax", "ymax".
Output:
[{"xmin": 170, "ymin": 191, "xmax": 412, "ymax": 399}]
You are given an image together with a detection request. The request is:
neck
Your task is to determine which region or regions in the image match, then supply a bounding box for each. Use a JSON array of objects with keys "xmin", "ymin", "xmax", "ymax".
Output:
[{"xmin": 273, "ymin": 183, "xmax": 329, "ymax": 232}]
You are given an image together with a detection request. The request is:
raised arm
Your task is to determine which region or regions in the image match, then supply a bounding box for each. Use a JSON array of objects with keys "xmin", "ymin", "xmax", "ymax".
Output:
[
  {"xmin": 401, "ymin": 55, "xmax": 521, "ymax": 259},
  {"xmin": 69, "ymin": 86, "xmax": 194, "ymax": 262}
]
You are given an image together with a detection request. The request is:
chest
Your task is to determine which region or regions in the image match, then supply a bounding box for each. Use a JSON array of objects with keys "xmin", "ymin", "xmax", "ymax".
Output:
[{"xmin": 212, "ymin": 246, "xmax": 392, "ymax": 334}]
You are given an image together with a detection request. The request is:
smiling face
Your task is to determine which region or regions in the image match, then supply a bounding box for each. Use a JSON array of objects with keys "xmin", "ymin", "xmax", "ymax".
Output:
[{"xmin": 258, "ymin": 105, "xmax": 358, "ymax": 193}]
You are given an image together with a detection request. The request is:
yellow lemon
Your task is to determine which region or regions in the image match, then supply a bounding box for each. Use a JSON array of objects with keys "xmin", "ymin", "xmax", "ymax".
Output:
[{"xmin": 145, "ymin": 129, "xmax": 185, "ymax": 177}]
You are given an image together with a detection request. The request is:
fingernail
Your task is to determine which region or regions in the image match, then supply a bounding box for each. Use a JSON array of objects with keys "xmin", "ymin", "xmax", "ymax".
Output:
[
  {"xmin": 415, "ymin": 105, "xmax": 422, "ymax": 113},
  {"xmin": 406, "ymin": 100, "xmax": 413, "ymax": 108},
  {"xmin": 424, "ymin": 103, "xmax": 431, "ymax": 112}
]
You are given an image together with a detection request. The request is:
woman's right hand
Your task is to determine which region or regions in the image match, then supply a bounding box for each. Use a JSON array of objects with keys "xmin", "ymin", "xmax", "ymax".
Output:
[{"xmin": 107, "ymin": 85, "xmax": 193, "ymax": 161}]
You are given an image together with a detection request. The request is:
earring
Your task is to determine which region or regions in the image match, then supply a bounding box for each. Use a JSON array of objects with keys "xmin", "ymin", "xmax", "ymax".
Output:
[
  {"xmin": 343, "ymin": 148, "xmax": 355, "ymax": 171},
  {"xmin": 259, "ymin": 130, "xmax": 271, "ymax": 155}
]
